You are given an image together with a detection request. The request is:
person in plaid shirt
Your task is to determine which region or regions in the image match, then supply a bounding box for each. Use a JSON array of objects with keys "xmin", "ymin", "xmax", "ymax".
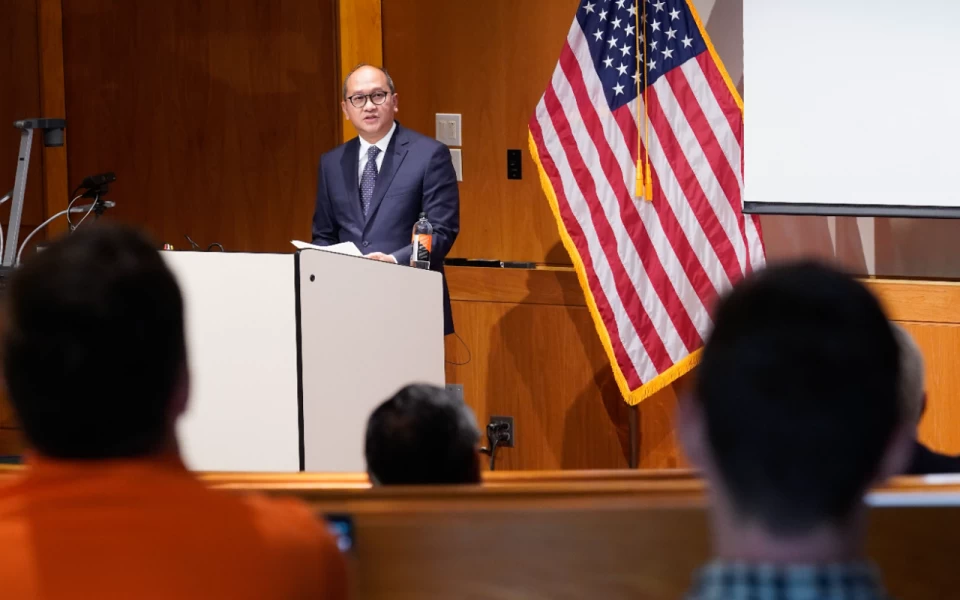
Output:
[{"xmin": 679, "ymin": 262, "xmax": 913, "ymax": 600}]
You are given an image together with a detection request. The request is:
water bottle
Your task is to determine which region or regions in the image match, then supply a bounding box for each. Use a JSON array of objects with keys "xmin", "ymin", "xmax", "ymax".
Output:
[{"xmin": 410, "ymin": 212, "xmax": 432, "ymax": 269}]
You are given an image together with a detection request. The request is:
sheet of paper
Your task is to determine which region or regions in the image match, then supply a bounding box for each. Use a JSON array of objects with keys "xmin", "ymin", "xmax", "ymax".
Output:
[{"xmin": 291, "ymin": 240, "xmax": 363, "ymax": 257}]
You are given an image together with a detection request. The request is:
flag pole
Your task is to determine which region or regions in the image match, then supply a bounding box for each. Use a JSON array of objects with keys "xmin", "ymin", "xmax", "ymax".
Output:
[{"xmin": 637, "ymin": 1, "xmax": 653, "ymax": 201}]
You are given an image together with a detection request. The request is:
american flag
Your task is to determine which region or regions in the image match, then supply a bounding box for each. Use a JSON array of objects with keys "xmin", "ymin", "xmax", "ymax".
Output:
[{"xmin": 529, "ymin": 0, "xmax": 765, "ymax": 404}]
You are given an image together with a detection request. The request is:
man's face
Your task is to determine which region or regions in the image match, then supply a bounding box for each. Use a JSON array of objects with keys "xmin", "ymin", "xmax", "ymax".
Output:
[{"xmin": 342, "ymin": 67, "xmax": 398, "ymax": 142}]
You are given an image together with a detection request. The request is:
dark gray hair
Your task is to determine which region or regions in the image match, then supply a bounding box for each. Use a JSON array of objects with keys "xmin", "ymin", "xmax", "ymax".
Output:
[
  {"xmin": 342, "ymin": 63, "xmax": 396, "ymax": 100},
  {"xmin": 892, "ymin": 323, "xmax": 925, "ymax": 425},
  {"xmin": 365, "ymin": 384, "xmax": 481, "ymax": 485}
]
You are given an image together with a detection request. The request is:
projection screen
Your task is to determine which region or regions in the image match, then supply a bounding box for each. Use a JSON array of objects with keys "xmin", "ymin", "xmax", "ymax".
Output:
[{"xmin": 743, "ymin": 0, "xmax": 960, "ymax": 217}]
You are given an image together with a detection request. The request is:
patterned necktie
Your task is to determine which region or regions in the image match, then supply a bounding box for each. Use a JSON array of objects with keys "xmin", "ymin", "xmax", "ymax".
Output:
[{"xmin": 360, "ymin": 145, "xmax": 381, "ymax": 217}]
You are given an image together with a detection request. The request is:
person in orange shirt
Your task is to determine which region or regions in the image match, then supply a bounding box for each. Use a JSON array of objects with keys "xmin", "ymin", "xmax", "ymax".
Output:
[{"xmin": 0, "ymin": 224, "xmax": 348, "ymax": 599}]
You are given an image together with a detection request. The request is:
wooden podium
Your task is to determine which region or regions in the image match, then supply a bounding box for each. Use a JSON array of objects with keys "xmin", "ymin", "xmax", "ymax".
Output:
[{"xmin": 162, "ymin": 249, "xmax": 445, "ymax": 473}]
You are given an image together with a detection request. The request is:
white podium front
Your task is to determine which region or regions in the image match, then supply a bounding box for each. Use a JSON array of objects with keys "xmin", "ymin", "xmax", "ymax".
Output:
[
  {"xmin": 162, "ymin": 250, "xmax": 445, "ymax": 472},
  {"xmin": 296, "ymin": 249, "xmax": 445, "ymax": 471}
]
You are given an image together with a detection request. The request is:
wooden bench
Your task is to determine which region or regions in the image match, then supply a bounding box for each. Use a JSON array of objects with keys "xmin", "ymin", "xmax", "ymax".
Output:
[
  {"xmin": 220, "ymin": 474, "xmax": 956, "ymax": 600},
  {"xmin": 204, "ymin": 472, "xmax": 960, "ymax": 599},
  {"xmin": 1, "ymin": 465, "xmax": 957, "ymax": 598}
]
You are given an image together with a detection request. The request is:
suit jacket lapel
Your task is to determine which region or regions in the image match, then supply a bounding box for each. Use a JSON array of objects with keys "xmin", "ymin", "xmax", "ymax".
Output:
[
  {"xmin": 365, "ymin": 125, "xmax": 409, "ymax": 226},
  {"xmin": 339, "ymin": 138, "xmax": 363, "ymax": 224}
]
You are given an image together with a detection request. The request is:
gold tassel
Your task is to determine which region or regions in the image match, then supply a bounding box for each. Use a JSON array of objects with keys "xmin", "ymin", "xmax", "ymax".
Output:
[
  {"xmin": 636, "ymin": 161, "xmax": 645, "ymax": 198},
  {"xmin": 644, "ymin": 162, "xmax": 654, "ymax": 201}
]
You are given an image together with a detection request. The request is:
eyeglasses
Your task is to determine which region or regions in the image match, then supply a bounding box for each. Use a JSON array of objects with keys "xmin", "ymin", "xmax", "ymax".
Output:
[{"xmin": 347, "ymin": 91, "xmax": 391, "ymax": 108}]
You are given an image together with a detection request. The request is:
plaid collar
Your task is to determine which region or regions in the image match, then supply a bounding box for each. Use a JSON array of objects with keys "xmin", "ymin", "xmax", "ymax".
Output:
[{"xmin": 686, "ymin": 560, "xmax": 893, "ymax": 600}]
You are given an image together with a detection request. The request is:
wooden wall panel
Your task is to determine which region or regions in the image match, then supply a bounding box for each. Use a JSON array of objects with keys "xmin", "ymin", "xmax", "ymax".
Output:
[
  {"xmin": 61, "ymin": 0, "xmax": 341, "ymax": 253},
  {"xmin": 446, "ymin": 268, "xmax": 960, "ymax": 470},
  {"xmin": 37, "ymin": 0, "xmax": 68, "ymax": 237},
  {"xmin": 901, "ymin": 323, "xmax": 960, "ymax": 454},
  {"xmin": 382, "ymin": 0, "xmax": 573, "ymax": 264},
  {"xmin": 445, "ymin": 267, "xmax": 690, "ymax": 470},
  {"xmin": 0, "ymin": 0, "xmax": 45, "ymax": 230},
  {"xmin": 0, "ymin": 0, "xmax": 44, "ymax": 438},
  {"xmin": 337, "ymin": 0, "xmax": 382, "ymax": 143}
]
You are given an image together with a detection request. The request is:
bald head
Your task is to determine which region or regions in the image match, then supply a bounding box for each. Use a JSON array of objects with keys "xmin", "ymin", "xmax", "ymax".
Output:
[
  {"xmin": 340, "ymin": 64, "xmax": 399, "ymax": 143},
  {"xmin": 342, "ymin": 64, "xmax": 395, "ymax": 100}
]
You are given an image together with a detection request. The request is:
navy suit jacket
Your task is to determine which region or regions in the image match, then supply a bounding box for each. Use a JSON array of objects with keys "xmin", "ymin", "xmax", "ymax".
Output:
[{"xmin": 312, "ymin": 123, "xmax": 460, "ymax": 334}]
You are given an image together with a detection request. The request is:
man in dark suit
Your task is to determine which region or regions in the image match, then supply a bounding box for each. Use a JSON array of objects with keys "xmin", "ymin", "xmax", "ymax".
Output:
[{"xmin": 312, "ymin": 64, "xmax": 459, "ymax": 335}]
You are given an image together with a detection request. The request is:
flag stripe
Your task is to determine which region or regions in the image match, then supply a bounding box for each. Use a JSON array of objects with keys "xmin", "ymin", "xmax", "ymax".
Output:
[
  {"xmin": 530, "ymin": 0, "xmax": 764, "ymax": 403},
  {"xmin": 542, "ymin": 82, "xmax": 676, "ymax": 372},
  {"xmin": 530, "ymin": 115, "xmax": 645, "ymax": 387},
  {"xmin": 665, "ymin": 67, "xmax": 752, "ymax": 273},
  {"xmin": 682, "ymin": 58, "xmax": 744, "ymax": 197},
  {"xmin": 652, "ymin": 80, "xmax": 748, "ymax": 274},
  {"xmin": 565, "ymin": 27, "xmax": 714, "ymax": 343},
  {"xmin": 696, "ymin": 53, "xmax": 742, "ymax": 150},
  {"xmin": 646, "ymin": 163, "xmax": 722, "ymax": 318},
  {"xmin": 560, "ymin": 40, "xmax": 704, "ymax": 353},
  {"xmin": 681, "ymin": 56, "xmax": 766, "ymax": 272},
  {"xmin": 634, "ymin": 98, "xmax": 734, "ymax": 301},
  {"xmin": 646, "ymin": 87, "xmax": 745, "ymax": 286}
]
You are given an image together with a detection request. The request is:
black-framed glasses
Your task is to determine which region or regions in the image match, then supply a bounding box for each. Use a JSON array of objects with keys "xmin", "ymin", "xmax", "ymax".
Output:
[{"xmin": 347, "ymin": 91, "xmax": 390, "ymax": 108}]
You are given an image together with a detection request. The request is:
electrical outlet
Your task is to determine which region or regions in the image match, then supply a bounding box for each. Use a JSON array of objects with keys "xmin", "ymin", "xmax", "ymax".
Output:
[{"xmin": 488, "ymin": 415, "xmax": 514, "ymax": 448}]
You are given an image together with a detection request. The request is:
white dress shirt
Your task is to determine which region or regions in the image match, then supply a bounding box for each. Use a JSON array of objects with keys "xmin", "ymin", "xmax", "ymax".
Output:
[{"xmin": 357, "ymin": 122, "xmax": 397, "ymax": 179}]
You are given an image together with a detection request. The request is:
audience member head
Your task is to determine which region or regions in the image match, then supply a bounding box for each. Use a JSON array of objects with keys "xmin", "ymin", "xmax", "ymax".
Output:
[
  {"xmin": 891, "ymin": 323, "xmax": 926, "ymax": 428},
  {"xmin": 681, "ymin": 261, "xmax": 912, "ymax": 556},
  {"xmin": 341, "ymin": 63, "xmax": 398, "ymax": 143},
  {"xmin": 2, "ymin": 224, "xmax": 188, "ymax": 460},
  {"xmin": 365, "ymin": 384, "xmax": 480, "ymax": 485}
]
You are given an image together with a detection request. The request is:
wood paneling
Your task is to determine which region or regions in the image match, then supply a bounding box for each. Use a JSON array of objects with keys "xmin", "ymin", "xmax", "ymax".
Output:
[
  {"xmin": 447, "ymin": 267, "xmax": 960, "ymax": 469},
  {"xmin": 61, "ymin": 0, "xmax": 341, "ymax": 252},
  {"xmin": 901, "ymin": 323, "xmax": 960, "ymax": 454},
  {"xmin": 337, "ymin": 0, "xmax": 382, "ymax": 143},
  {"xmin": 382, "ymin": 0, "xmax": 574, "ymax": 263},
  {"xmin": 867, "ymin": 278, "xmax": 960, "ymax": 323},
  {"xmin": 37, "ymin": 0, "xmax": 68, "ymax": 237},
  {"xmin": 445, "ymin": 266, "xmax": 690, "ymax": 470},
  {"xmin": 0, "ymin": 0, "xmax": 45, "ymax": 229}
]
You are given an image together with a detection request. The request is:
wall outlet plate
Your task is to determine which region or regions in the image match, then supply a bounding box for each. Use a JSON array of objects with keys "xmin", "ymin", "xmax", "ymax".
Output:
[
  {"xmin": 450, "ymin": 148, "xmax": 463, "ymax": 181},
  {"xmin": 488, "ymin": 415, "xmax": 514, "ymax": 448},
  {"xmin": 435, "ymin": 113, "xmax": 462, "ymax": 146}
]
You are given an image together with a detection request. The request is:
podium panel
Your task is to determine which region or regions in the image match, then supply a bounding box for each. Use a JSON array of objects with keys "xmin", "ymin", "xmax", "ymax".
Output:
[
  {"xmin": 297, "ymin": 250, "xmax": 445, "ymax": 471},
  {"xmin": 164, "ymin": 253, "xmax": 301, "ymax": 471}
]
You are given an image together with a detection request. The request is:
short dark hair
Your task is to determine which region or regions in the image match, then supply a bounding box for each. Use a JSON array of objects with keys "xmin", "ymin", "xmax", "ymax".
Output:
[
  {"xmin": 2, "ymin": 224, "xmax": 187, "ymax": 459},
  {"xmin": 365, "ymin": 384, "xmax": 480, "ymax": 485},
  {"xmin": 695, "ymin": 261, "xmax": 901, "ymax": 534}
]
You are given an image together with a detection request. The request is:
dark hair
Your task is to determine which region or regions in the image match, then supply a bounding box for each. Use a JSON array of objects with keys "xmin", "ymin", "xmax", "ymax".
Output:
[
  {"xmin": 365, "ymin": 384, "xmax": 480, "ymax": 485},
  {"xmin": 2, "ymin": 224, "xmax": 187, "ymax": 459},
  {"xmin": 695, "ymin": 261, "xmax": 901, "ymax": 534}
]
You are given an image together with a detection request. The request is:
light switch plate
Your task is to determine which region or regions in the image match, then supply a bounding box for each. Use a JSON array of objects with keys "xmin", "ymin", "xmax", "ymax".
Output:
[
  {"xmin": 450, "ymin": 148, "xmax": 463, "ymax": 181},
  {"xmin": 435, "ymin": 113, "xmax": 462, "ymax": 146}
]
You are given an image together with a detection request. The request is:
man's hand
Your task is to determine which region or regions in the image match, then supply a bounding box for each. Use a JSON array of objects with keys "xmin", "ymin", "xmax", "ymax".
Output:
[{"xmin": 366, "ymin": 252, "xmax": 398, "ymax": 264}]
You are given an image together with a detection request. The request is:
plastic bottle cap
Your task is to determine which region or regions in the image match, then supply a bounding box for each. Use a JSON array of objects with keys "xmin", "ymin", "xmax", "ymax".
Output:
[{"xmin": 419, "ymin": 212, "xmax": 427, "ymax": 219}]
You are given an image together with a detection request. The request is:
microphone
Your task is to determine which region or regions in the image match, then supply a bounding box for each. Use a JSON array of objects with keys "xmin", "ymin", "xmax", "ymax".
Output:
[{"xmin": 79, "ymin": 172, "xmax": 116, "ymax": 189}]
